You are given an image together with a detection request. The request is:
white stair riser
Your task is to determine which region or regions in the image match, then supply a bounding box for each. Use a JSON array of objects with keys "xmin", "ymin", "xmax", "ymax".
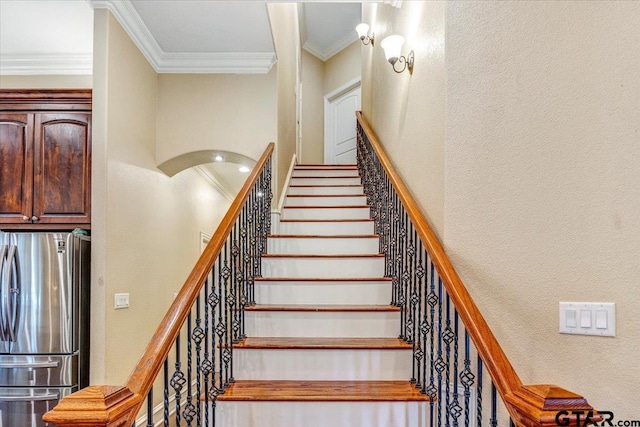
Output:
[
  {"xmin": 215, "ymin": 401, "xmax": 428, "ymax": 427},
  {"xmin": 290, "ymin": 177, "xmax": 361, "ymax": 186},
  {"xmin": 292, "ymin": 169, "xmax": 359, "ymax": 177},
  {"xmin": 282, "ymin": 207, "xmax": 370, "ymax": 220},
  {"xmin": 233, "ymin": 349, "xmax": 412, "ymax": 380},
  {"xmin": 245, "ymin": 311, "xmax": 400, "ymax": 338},
  {"xmin": 285, "ymin": 195, "xmax": 367, "ymax": 207},
  {"xmin": 267, "ymin": 237, "xmax": 379, "ymax": 255},
  {"xmin": 279, "ymin": 221, "xmax": 374, "ymax": 235},
  {"xmin": 255, "ymin": 281, "xmax": 392, "ymax": 305},
  {"xmin": 288, "ymin": 186, "xmax": 364, "ymax": 196},
  {"xmin": 262, "ymin": 257, "xmax": 385, "ymax": 278}
]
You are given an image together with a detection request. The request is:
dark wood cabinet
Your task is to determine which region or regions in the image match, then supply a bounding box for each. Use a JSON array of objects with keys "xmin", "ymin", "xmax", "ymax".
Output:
[{"xmin": 0, "ymin": 90, "xmax": 91, "ymax": 229}]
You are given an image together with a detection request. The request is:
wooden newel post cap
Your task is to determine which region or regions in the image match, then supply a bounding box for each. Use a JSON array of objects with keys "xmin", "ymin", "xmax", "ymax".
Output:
[
  {"xmin": 507, "ymin": 384, "xmax": 598, "ymax": 427},
  {"xmin": 42, "ymin": 385, "xmax": 140, "ymax": 427}
]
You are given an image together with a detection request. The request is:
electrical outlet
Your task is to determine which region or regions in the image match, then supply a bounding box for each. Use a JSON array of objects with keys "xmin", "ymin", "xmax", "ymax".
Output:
[{"xmin": 114, "ymin": 293, "xmax": 130, "ymax": 309}]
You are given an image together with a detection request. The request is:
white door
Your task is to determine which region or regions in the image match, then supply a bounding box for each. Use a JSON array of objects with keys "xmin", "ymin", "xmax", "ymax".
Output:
[{"xmin": 324, "ymin": 82, "xmax": 361, "ymax": 164}]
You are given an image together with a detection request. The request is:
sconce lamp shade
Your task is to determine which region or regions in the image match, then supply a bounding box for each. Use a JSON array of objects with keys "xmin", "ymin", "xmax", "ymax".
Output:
[
  {"xmin": 380, "ymin": 35, "xmax": 405, "ymax": 64},
  {"xmin": 356, "ymin": 23, "xmax": 370, "ymax": 40}
]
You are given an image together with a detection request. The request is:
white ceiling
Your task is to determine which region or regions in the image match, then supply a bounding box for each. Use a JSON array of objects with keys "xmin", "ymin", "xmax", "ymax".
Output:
[{"xmin": 0, "ymin": 0, "xmax": 364, "ymax": 75}]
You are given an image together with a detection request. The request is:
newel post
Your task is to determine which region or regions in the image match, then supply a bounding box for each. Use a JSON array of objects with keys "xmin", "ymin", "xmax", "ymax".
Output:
[
  {"xmin": 42, "ymin": 385, "xmax": 141, "ymax": 427},
  {"xmin": 506, "ymin": 384, "xmax": 599, "ymax": 427}
]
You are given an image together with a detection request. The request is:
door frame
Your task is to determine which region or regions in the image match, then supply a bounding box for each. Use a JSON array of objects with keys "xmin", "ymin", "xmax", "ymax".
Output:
[{"xmin": 324, "ymin": 78, "xmax": 361, "ymax": 164}]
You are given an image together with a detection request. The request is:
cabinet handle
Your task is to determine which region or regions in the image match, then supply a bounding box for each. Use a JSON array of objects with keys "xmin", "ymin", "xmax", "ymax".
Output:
[
  {"xmin": 31, "ymin": 216, "xmax": 39, "ymax": 222},
  {"xmin": 22, "ymin": 216, "xmax": 30, "ymax": 221}
]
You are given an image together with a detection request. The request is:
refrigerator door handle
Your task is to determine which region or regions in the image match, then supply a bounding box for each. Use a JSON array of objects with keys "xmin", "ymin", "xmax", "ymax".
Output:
[
  {"xmin": 0, "ymin": 245, "xmax": 8, "ymax": 342},
  {"xmin": 4, "ymin": 245, "xmax": 19, "ymax": 342},
  {"xmin": 0, "ymin": 392, "xmax": 59, "ymax": 402},
  {"xmin": 0, "ymin": 360, "xmax": 60, "ymax": 369}
]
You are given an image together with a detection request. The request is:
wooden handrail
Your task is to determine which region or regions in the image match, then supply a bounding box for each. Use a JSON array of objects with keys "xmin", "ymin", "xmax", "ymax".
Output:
[
  {"xmin": 356, "ymin": 112, "xmax": 594, "ymax": 427},
  {"xmin": 44, "ymin": 142, "xmax": 275, "ymax": 427}
]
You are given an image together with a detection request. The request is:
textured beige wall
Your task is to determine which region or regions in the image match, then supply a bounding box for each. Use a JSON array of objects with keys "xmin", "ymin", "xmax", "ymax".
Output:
[
  {"xmin": 91, "ymin": 10, "xmax": 230, "ymax": 386},
  {"xmin": 363, "ymin": 0, "xmax": 640, "ymax": 417},
  {"xmin": 0, "ymin": 74, "xmax": 92, "ymax": 89},
  {"xmin": 324, "ymin": 41, "xmax": 361, "ymax": 96},
  {"xmin": 361, "ymin": 1, "xmax": 446, "ymax": 237},
  {"xmin": 445, "ymin": 2, "xmax": 640, "ymax": 416},
  {"xmin": 300, "ymin": 50, "xmax": 324, "ymax": 164},
  {"xmin": 155, "ymin": 72, "xmax": 277, "ymax": 166},
  {"xmin": 268, "ymin": 3, "xmax": 300, "ymax": 199}
]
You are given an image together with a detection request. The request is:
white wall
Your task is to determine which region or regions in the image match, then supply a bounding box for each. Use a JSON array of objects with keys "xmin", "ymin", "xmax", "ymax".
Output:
[
  {"xmin": 301, "ymin": 50, "xmax": 324, "ymax": 164},
  {"xmin": 445, "ymin": 2, "xmax": 640, "ymax": 417},
  {"xmin": 92, "ymin": 10, "xmax": 230, "ymax": 385},
  {"xmin": 0, "ymin": 74, "xmax": 92, "ymax": 89},
  {"xmin": 268, "ymin": 3, "xmax": 300, "ymax": 198},
  {"xmin": 155, "ymin": 72, "xmax": 277, "ymax": 166},
  {"xmin": 362, "ymin": 0, "xmax": 640, "ymax": 417},
  {"xmin": 361, "ymin": 1, "xmax": 446, "ymax": 237}
]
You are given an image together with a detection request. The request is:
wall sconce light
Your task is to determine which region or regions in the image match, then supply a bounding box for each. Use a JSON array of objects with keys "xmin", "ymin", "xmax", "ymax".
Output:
[
  {"xmin": 355, "ymin": 23, "xmax": 374, "ymax": 46},
  {"xmin": 380, "ymin": 35, "xmax": 414, "ymax": 74}
]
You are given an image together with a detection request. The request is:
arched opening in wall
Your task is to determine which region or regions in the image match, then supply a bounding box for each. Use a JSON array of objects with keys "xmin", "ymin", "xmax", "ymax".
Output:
[{"xmin": 158, "ymin": 150, "xmax": 257, "ymax": 200}]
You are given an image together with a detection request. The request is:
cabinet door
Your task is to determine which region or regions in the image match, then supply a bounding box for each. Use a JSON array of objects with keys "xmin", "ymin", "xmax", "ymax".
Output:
[
  {"xmin": 0, "ymin": 113, "xmax": 34, "ymax": 224},
  {"xmin": 33, "ymin": 113, "xmax": 91, "ymax": 224}
]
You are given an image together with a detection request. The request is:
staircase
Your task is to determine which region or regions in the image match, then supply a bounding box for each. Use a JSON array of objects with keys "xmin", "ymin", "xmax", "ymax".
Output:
[{"xmin": 215, "ymin": 164, "xmax": 430, "ymax": 426}]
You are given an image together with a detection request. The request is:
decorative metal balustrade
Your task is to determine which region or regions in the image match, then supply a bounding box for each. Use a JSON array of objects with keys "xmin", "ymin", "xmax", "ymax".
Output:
[
  {"xmin": 43, "ymin": 143, "xmax": 274, "ymax": 427},
  {"xmin": 355, "ymin": 112, "xmax": 596, "ymax": 427},
  {"xmin": 44, "ymin": 117, "xmax": 597, "ymax": 427}
]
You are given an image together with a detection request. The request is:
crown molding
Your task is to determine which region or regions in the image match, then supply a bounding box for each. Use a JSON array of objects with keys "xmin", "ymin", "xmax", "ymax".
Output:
[
  {"xmin": 0, "ymin": 54, "xmax": 93, "ymax": 75},
  {"xmin": 303, "ymin": 31, "xmax": 358, "ymax": 62},
  {"xmin": 89, "ymin": 0, "xmax": 275, "ymax": 74}
]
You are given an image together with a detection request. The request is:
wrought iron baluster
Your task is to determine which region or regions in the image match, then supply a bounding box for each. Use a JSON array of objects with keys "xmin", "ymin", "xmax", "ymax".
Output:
[
  {"xmin": 436, "ymin": 278, "xmax": 444, "ymax": 427},
  {"xmin": 477, "ymin": 354, "xmax": 483, "ymax": 427},
  {"xmin": 203, "ymin": 277, "xmax": 212, "ymax": 427},
  {"xmin": 146, "ymin": 388, "xmax": 153, "ymax": 427},
  {"xmin": 490, "ymin": 382, "xmax": 498, "ymax": 427},
  {"xmin": 444, "ymin": 293, "xmax": 452, "ymax": 427},
  {"xmin": 450, "ymin": 310, "xmax": 462, "ymax": 427},
  {"xmin": 183, "ymin": 312, "xmax": 195, "ymax": 426},
  {"xmin": 193, "ymin": 293, "xmax": 204, "ymax": 427},
  {"xmin": 460, "ymin": 331, "xmax": 475, "ymax": 427},
  {"xmin": 170, "ymin": 334, "xmax": 184, "ymax": 427},
  {"xmin": 221, "ymin": 242, "xmax": 232, "ymax": 387},
  {"xmin": 164, "ymin": 358, "xmax": 169, "ymax": 427}
]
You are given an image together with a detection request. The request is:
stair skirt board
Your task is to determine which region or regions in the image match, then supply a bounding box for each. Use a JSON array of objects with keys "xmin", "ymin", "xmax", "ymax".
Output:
[
  {"xmin": 284, "ymin": 194, "xmax": 368, "ymax": 206},
  {"xmin": 267, "ymin": 235, "xmax": 379, "ymax": 255},
  {"xmin": 278, "ymin": 220, "xmax": 375, "ymax": 235},
  {"xmin": 290, "ymin": 177, "xmax": 362, "ymax": 186},
  {"xmin": 254, "ymin": 280, "xmax": 392, "ymax": 305},
  {"xmin": 232, "ymin": 348, "xmax": 412, "ymax": 380},
  {"xmin": 292, "ymin": 169, "xmax": 360, "ymax": 177},
  {"xmin": 288, "ymin": 185, "xmax": 365, "ymax": 196},
  {"xmin": 261, "ymin": 256, "xmax": 385, "ymax": 278},
  {"xmin": 215, "ymin": 401, "xmax": 429, "ymax": 427},
  {"xmin": 281, "ymin": 206, "xmax": 371, "ymax": 220},
  {"xmin": 244, "ymin": 311, "xmax": 400, "ymax": 338}
]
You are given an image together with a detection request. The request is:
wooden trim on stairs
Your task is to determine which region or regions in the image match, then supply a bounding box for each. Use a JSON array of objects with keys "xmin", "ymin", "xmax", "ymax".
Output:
[
  {"xmin": 356, "ymin": 111, "xmax": 595, "ymax": 427},
  {"xmin": 43, "ymin": 143, "xmax": 276, "ymax": 427}
]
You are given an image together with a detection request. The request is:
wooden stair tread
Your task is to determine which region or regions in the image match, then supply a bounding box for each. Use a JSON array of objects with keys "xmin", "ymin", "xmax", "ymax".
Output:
[
  {"xmin": 295, "ymin": 164, "xmax": 358, "ymax": 168},
  {"xmin": 245, "ymin": 304, "xmax": 400, "ymax": 312},
  {"xmin": 215, "ymin": 380, "xmax": 430, "ymax": 402},
  {"xmin": 234, "ymin": 337, "xmax": 411, "ymax": 350},
  {"xmin": 286, "ymin": 194, "xmax": 365, "ymax": 198},
  {"xmin": 289, "ymin": 184, "xmax": 363, "ymax": 188},
  {"xmin": 283, "ymin": 205, "xmax": 369, "ymax": 209},
  {"xmin": 280, "ymin": 219, "xmax": 373, "ymax": 222},
  {"xmin": 262, "ymin": 254, "xmax": 383, "ymax": 258},
  {"xmin": 267, "ymin": 234, "xmax": 379, "ymax": 238},
  {"xmin": 254, "ymin": 277, "xmax": 391, "ymax": 282}
]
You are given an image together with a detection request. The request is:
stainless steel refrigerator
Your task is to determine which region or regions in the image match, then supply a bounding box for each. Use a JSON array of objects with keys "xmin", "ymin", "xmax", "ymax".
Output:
[{"xmin": 0, "ymin": 232, "xmax": 90, "ymax": 427}]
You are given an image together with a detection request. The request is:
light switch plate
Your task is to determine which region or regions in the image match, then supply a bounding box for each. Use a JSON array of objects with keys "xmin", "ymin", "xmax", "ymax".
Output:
[
  {"xmin": 559, "ymin": 302, "xmax": 615, "ymax": 337},
  {"xmin": 114, "ymin": 293, "xmax": 130, "ymax": 309}
]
